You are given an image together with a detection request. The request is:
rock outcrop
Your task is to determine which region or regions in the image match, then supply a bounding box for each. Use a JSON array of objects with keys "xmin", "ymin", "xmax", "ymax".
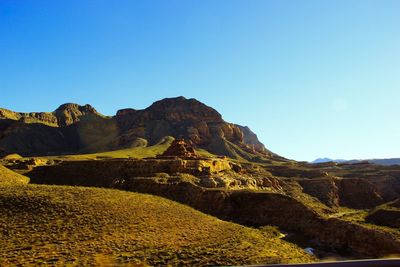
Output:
[
  {"xmin": 337, "ymin": 178, "xmax": 385, "ymax": 209},
  {"xmin": 298, "ymin": 177, "xmax": 385, "ymax": 209},
  {"xmin": 298, "ymin": 177, "xmax": 340, "ymax": 207},
  {"xmin": 26, "ymin": 158, "xmax": 235, "ymax": 187},
  {"xmin": 159, "ymin": 139, "xmax": 199, "ymax": 159}
]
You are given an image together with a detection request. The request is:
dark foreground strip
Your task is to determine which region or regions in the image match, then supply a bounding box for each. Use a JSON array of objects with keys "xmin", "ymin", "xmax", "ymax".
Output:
[{"xmin": 250, "ymin": 259, "xmax": 400, "ymax": 267}]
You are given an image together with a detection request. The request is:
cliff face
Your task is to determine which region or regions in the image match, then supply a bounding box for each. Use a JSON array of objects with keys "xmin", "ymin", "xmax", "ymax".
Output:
[
  {"xmin": 115, "ymin": 97, "xmax": 226, "ymax": 147},
  {"xmin": 0, "ymin": 97, "xmax": 275, "ymax": 160},
  {"xmin": 114, "ymin": 97, "xmax": 274, "ymax": 158}
]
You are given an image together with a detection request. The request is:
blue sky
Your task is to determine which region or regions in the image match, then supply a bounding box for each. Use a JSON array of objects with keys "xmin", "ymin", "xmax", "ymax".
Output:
[{"xmin": 1, "ymin": 0, "xmax": 399, "ymax": 161}]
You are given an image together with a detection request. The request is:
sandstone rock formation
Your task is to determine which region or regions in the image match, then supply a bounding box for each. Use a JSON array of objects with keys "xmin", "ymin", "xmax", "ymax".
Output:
[{"xmin": 160, "ymin": 139, "xmax": 199, "ymax": 159}]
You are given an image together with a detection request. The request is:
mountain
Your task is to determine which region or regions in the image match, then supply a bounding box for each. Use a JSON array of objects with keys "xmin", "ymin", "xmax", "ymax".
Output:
[
  {"xmin": 312, "ymin": 157, "xmax": 400, "ymax": 166},
  {"xmin": 311, "ymin": 158, "xmax": 346, "ymax": 164},
  {"xmin": 348, "ymin": 158, "xmax": 400, "ymax": 166},
  {"xmin": 0, "ymin": 97, "xmax": 280, "ymax": 161},
  {"xmin": 312, "ymin": 158, "xmax": 334, "ymax": 164},
  {"xmin": 0, "ymin": 103, "xmax": 101, "ymax": 127}
]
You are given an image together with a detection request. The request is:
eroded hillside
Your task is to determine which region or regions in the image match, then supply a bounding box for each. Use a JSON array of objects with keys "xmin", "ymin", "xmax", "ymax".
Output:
[{"xmin": 3, "ymin": 140, "xmax": 399, "ymax": 260}]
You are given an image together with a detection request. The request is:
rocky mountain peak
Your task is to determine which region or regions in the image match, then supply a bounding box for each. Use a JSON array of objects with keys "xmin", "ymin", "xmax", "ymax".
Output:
[
  {"xmin": 145, "ymin": 96, "xmax": 223, "ymax": 122},
  {"xmin": 55, "ymin": 103, "xmax": 98, "ymax": 114},
  {"xmin": 116, "ymin": 108, "xmax": 137, "ymax": 117},
  {"xmin": 54, "ymin": 103, "xmax": 101, "ymax": 126}
]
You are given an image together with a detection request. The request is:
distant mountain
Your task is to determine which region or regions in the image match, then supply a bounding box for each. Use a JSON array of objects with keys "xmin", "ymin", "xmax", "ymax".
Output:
[
  {"xmin": 0, "ymin": 96, "xmax": 282, "ymax": 161},
  {"xmin": 348, "ymin": 158, "xmax": 400, "ymax": 166},
  {"xmin": 311, "ymin": 158, "xmax": 346, "ymax": 164},
  {"xmin": 312, "ymin": 157, "xmax": 400, "ymax": 166}
]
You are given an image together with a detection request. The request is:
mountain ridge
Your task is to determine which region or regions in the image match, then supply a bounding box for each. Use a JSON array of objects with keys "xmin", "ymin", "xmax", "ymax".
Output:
[
  {"xmin": 0, "ymin": 103, "xmax": 101, "ymax": 127},
  {"xmin": 0, "ymin": 97, "xmax": 280, "ymax": 161},
  {"xmin": 312, "ymin": 157, "xmax": 400, "ymax": 166}
]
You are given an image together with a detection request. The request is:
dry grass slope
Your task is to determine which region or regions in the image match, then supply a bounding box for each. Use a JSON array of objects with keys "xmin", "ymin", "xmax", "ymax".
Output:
[
  {"xmin": 44, "ymin": 142, "xmax": 214, "ymax": 161},
  {"xmin": 0, "ymin": 165, "xmax": 29, "ymax": 185},
  {"xmin": 0, "ymin": 184, "xmax": 314, "ymax": 266}
]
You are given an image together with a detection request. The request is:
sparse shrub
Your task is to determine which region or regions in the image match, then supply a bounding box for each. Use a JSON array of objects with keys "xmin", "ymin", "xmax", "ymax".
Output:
[
  {"xmin": 178, "ymin": 173, "xmax": 200, "ymax": 184},
  {"xmin": 259, "ymin": 225, "xmax": 282, "ymax": 237},
  {"xmin": 154, "ymin": 172, "xmax": 170, "ymax": 179}
]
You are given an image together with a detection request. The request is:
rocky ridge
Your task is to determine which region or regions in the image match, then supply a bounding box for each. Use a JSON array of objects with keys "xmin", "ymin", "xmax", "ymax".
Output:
[
  {"xmin": 0, "ymin": 97, "xmax": 277, "ymax": 160},
  {"xmin": 0, "ymin": 103, "xmax": 100, "ymax": 127}
]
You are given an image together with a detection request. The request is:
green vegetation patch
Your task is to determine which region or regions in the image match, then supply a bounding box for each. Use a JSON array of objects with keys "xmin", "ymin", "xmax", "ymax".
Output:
[{"xmin": 42, "ymin": 142, "xmax": 215, "ymax": 161}]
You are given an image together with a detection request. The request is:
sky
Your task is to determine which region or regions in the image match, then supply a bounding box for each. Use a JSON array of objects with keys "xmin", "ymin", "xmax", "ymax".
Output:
[{"xmin": 1, "ymin": 0, "xmax": 399, "ymax": 161}]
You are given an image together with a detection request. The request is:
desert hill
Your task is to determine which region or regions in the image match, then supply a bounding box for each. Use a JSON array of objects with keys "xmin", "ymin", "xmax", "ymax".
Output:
[
  {"xmin": 0, "ymin": 184, "xmax": 313, "ymax": 266},
  {"xmin": 0, "ymin": 97, "xmax": 278, "ymax": 161}
]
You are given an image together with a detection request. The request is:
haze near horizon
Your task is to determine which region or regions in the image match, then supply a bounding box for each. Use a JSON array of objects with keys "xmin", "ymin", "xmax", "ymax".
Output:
[{"xmin": 1, "ymin": 0, "xmax": 399, "ymax": 161}]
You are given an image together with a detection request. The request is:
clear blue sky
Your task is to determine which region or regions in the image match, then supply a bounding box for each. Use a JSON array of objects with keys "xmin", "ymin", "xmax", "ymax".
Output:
[{"xmin": 1, "ymin": 0, "xmax": 399, "ymax": 161}]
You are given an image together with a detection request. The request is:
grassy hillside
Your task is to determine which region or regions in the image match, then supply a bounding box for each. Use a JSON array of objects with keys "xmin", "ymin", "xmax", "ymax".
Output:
[
  {"xmin": 0, "ymin": 185, "xmax": 313, "ymax": 266},
  {"xmin": 58, "ymin": 143, "xmax": 172, "ymax": 160},
  {"xmin": 44, "ymin": 142, "xmax": 215, "ymax": 161},
  {"xmin": 0, "ymin": 165, "xmax": 29, "ymax": 185}
]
